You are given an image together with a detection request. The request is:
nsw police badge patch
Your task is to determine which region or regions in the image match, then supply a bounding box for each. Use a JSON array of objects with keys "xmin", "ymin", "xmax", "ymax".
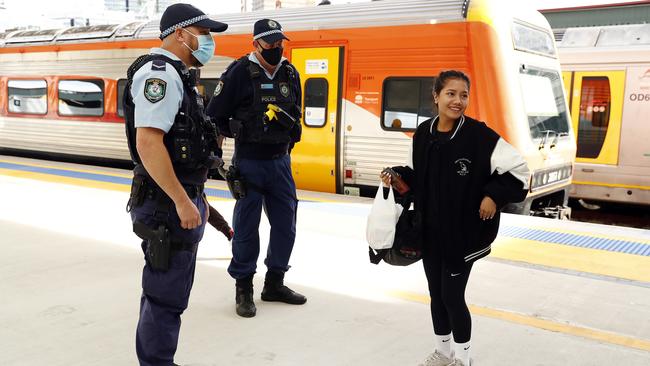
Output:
[
  {"xmin": 213, "ymin": 80, "xmax": 224, "ymax": 96},
  {"xmin": 279, "ymin": 83, "xmax": 290, "ymax": 98},
  {"xmin": 144, "ymin": 78, "xmax": 166, "ymax": 103}
]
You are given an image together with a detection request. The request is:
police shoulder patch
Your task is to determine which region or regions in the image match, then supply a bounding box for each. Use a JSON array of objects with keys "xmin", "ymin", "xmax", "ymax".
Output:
[
  {"xmin": 144, "ymin": 78, "xmax": 166, "ymax": 103},
  {"xmin": 213, "ymin": 80, "xmax": 224, "ymax": 96}
]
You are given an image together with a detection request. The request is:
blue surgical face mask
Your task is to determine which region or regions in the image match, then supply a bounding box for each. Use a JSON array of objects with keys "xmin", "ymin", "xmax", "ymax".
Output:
[{"xmin": 182, "ymin": 28, "xmax": 215, "ymax": 67}]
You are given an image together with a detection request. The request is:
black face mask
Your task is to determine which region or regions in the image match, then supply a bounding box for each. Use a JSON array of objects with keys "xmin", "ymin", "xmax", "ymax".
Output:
[{"xmin": 260, "ymin": 46, "xmax": 283, "ymax": 66}]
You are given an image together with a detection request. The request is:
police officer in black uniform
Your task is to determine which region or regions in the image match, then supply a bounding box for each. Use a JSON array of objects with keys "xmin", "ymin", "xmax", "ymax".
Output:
[
  {"xmin": 206, "ymin": 19, "xmax": 306, "ymax": 318},
  {"xmin": 123, "ymin": 4, "xmax": 227, "ymax": 365}
]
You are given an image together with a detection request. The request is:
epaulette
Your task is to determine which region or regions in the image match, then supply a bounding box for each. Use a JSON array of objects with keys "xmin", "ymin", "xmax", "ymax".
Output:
[
  {"xmin": 221, "ymin": 56, "xmax": 249, "ymax": 77},
  {"xmin": 283, "ymin": 62, "xmax": 296, "ymax": 80},
  {"xmin": 151, "ymin": 59, "xmax": 167, "ymax": 71}
]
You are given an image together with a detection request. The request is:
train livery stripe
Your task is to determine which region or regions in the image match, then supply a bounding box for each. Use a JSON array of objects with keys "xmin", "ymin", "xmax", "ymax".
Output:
[
  {"xmin": 572, "ymin": 180, "xmax": 650, "ymax": 191},
  {"xmin": 499, "ymin": 225, "xmax": 650, "ymax": 256}
]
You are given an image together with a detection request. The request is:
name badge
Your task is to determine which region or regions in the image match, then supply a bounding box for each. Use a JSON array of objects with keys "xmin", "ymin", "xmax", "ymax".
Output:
[{"xmin": 261, "ymin": 83, "xmax": 274, "ymax": 90}]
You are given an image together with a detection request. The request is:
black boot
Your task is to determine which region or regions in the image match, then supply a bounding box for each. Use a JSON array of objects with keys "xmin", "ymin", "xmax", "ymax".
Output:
[
  {"xmin": 235, "ymin": 276, "xmax": 256, "ymax": 318},
  {"xmin": 261, "ymin": 271, "xmax": 307, "ymax": 305}
]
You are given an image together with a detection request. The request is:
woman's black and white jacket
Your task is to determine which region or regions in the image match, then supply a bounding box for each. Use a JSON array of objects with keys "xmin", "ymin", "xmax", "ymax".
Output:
[{"xmin": 393, "ymin": 115, "xmax": 530, "ymax": 272}]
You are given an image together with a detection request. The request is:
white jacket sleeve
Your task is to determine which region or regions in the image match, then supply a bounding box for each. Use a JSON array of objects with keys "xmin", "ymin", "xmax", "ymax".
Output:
[{"xmin": 490, "ymin": 138, "xmax": 530, "ymax": 190}]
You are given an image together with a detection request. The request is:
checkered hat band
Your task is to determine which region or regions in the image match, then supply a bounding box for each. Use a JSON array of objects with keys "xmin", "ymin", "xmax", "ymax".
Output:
[
  {"xmin": 160, "ymin": 14, "xmax": 209, "ymax": 39},
  {"xmin": 253, "ymin": 29, "xmax": 283, "ymax": 40}
]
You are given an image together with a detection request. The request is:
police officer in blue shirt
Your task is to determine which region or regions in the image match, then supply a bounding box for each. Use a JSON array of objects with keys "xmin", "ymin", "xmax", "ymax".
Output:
[
  {"xmin": 206, "ymin": 18, "xmax": 306, "ymax": 318},
  {"xmin": 123, "ymin": 3, "xmax": 227, "ymax": 365}
]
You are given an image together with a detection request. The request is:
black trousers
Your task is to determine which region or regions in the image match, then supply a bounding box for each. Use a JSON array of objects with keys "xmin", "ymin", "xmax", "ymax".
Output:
[{"xmin": 422, "ymin": 252, "xmax": 473, "ymax": 343}]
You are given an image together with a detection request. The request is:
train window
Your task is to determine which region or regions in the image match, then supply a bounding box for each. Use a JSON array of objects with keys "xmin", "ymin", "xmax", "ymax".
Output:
[
  {"xmin": 116, "ymin": 79, "xmax": 127, "ymax": 118},
  {"xmin": 58, "ymin": 79, "xmax": 104, "ymax": 117},
  {"xmin": 518, "ymin": 66, "xmax": 570, "ymax": 141},
  {"xmin": 382, "ymin": 77, "xmax": 435, "ymax": 131},
  {"xmin": 577, "ymin": 77, "xmax": 611, "ymax": 159},
  {"xmin": 7, "ymin": 79, "xmax": 48, "ymax": 115},
  {"xmin": 512, "ymin": 21, "xmax": 556, "ymax": 57},
  {"xmin": 304, "ymin": 78, "xmax": 328, "ymax": 127}
]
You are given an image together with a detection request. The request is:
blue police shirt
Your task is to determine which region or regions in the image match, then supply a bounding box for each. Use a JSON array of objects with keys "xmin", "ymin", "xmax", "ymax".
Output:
[{"xmin": 131, "ymin": 48, "xmax": 184, "ymax": 133}]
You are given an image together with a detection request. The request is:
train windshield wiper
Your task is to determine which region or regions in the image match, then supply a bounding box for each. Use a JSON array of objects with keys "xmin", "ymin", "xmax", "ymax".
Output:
[
  {"xmin": 550, "ymin": 131, "xmax": 569, "ymax": 149},
  {"xmin": 538, "ymin": 130, "xmax": 558, "ymax": 150}
]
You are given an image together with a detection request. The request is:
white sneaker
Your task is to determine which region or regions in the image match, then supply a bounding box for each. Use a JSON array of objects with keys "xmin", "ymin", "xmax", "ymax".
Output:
[
  {"xmin": 418, "ymin": 350, "xmax": 453, "ymax": 366},
  {"xmin": 448, "ymin": 358, "xmax": 472, "ymax": 366}
]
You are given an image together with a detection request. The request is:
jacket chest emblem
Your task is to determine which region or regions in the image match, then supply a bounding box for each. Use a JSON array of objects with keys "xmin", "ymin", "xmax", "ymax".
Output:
[{"xmin": 455, "ymin": 158, "xmax": 471, "ymax": 176}]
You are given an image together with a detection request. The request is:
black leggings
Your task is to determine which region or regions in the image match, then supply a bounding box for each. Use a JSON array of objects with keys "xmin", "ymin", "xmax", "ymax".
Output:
[{"xmin": 422, "ymin": 254, "xmax": 473, "ymax": 343}]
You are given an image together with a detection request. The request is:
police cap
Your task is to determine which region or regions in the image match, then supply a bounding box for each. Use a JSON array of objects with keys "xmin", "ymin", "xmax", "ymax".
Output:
[
  {"xmin": 159, "ymin": 3, "xmax": 228, "ymax": 40},
  {"xmin": 253, "ymin": 19, "xmax": 290, "ymax": 44}
]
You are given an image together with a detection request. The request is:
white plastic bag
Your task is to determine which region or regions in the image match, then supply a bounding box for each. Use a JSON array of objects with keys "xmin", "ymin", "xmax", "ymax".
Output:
[{"xmin": 366, "ymin": 182, "xmax": 403, "ymax": 250}]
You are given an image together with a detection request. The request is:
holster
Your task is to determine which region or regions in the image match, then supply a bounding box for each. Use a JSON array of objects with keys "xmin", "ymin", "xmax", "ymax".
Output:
[
  {"xmin": 225, "ymin": 165, "xmax": 247, "ymax": 200},
  {"xmin": 133, "ymin": 220, "xmax": 171, "ymax": 271}
]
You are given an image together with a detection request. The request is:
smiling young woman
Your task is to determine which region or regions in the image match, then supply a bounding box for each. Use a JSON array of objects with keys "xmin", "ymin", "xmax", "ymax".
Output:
[{"xmin": 381, "ymin": 70, "xmax": 531, "ymax": 366}]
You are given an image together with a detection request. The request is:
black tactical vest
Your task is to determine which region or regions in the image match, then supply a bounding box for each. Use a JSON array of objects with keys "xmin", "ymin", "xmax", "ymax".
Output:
[
  {"xmin": 232, "ymin": 58, "xmax": 299, "ymax": 144},
  {"xmin": 124, "ymin": 54, "xmax": 219, "ymax": 185}
]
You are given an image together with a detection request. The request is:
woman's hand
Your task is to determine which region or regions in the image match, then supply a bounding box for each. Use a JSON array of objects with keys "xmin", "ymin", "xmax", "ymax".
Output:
[
  {"xmin": 479, "ymin": 196, "xmax": 497, "ymax": 220},
  {"xmin": 380, "ymin": 169, "xmax": 392, "ymax": 187}
]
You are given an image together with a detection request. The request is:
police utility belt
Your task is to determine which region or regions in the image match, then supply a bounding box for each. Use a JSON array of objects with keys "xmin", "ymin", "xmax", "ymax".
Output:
[{"xmin": 127, "ymin": 174, "xmax": 203, "ymax": 271}]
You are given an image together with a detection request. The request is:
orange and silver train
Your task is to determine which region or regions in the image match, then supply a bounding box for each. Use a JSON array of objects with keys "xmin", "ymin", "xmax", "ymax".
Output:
[
  {"xmin": 559, "ymin": 24, "xmax": 650, "ymax": 206},
  {"xmin": 0, "ymin": 0, "xmax": 575, "ymax": 217}
]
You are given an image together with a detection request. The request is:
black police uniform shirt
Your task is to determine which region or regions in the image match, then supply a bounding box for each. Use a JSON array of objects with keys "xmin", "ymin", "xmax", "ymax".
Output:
[{"xmin": 206, "ymin": 52, "xmax": 302, "ymax": 159}]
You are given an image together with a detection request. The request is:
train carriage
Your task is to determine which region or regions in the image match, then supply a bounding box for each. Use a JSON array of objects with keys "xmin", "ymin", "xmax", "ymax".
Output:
[
  {"xmin": 0, "ymin": 0, "xmax": 576, "ymax": 216},
  {"xmin": 558, "ymin": 24, "xmax": 650, "ymax": 206}
]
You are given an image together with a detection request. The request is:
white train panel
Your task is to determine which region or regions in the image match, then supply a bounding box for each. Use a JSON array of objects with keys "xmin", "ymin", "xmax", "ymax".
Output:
[{"xmin": 0, "ymin": 117, "xmax": 130, "ymax": 160}]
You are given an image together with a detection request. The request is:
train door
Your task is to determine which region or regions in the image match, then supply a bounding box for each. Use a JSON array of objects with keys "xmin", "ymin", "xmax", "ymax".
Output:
[
  {"xmin": 570, "ymin": 71, "xmax": 625, "ymax": 165},
  {"xmin": 289, "ymin": 47, "xmax": 343, "ymax": 193}
]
